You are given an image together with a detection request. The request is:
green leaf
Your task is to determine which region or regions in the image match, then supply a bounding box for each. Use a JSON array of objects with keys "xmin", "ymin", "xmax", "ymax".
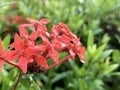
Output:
[
  {"xmin": 51, "ymin": 71, "xmax": 72, "ymax": 84},
  {"xmin": 104, "ymin": 64, "xmax": 119, "ymax": 75},
  {"xmin": 93, "ymin": 44, "xmax": 106, "ymax": 60},
  {"xmin": 20, "ymin": 75, "xmax": 40, "ymax": 90},
  {"xmin": 110, "ymin": 72, "xmax": 120, "ymax": 76},
  {"xmin": 88, "ymin": 44, "xmax": 97, "ymax": 55},
  {"xmin": 78, "ymin": 79, "xmax": 88, "ymax": 90},
  {"xmin": 98, "ymin": 49, "xmax": 113, "ymax": 61},
  {"xmin": 69, "ymin": 59, "xmax": 80, "ymax": 76},
  {"xmin": 39, "ymin": 74, "xmax": 48, "ymax": 83},
  {"xmin": 101, "ymin": 34, "xmax": 110, "ymax": 44},
  {"xmin": 2, "ymin": 35, "xmax": 10, "ymax": 50},
  {"xmin": 87, "ymin": 30, "xmax": 94, "ymax": 48},
  {"xmin": 112, "ymin": 50, "xmax": 120, "ymax": 62},
  {"xmin": 0, "ymin": 73, "xmax": 12, "ymax": 90}
]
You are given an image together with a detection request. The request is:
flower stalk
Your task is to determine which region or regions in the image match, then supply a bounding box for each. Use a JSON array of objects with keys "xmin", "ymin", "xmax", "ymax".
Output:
[{"xmin": 14, "ymin": 71, "xmax": 22, "ymax": 90}]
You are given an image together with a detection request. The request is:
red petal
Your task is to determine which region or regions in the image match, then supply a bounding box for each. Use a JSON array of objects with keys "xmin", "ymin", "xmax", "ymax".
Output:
[
  {"xmin": 68, "ymin": 49, "xmax": 75, "ymax": 60},
  {"xmin": 0, "ymin": 39, "xmax": 2, "ymax": 53},
  {"xmin": 58, "ymin": 34, "xmax": 71, "ymax": 44},
  {"xmin": 48, "ymin": 47, "xmax": 59, "ymax": 64},
  {"xmin": 29, "ymin": 31, "xmax": 40, "ymax": 41},
  {"xmin": 27, "ymin": 18, "xmax": 38, "ymax": 24},
  {"xmin": 40, "ymin": 19, "xmax": 51, "ymax": 24},
  {"xmin": 38, "ymin": 44, "xmax": 47, "ymax": 51},
  {"xmin": 35, "ymin": 55, "xmax": 48, "ymax": 69},
  {"xmin": 77, "ymin": 47, "xmax": 86, "ymax": 63},
  {"xmin": 27, "ymin": 18, "xmax": 51, "ymax": 25},
  {"xmin": 19, "ymin": 25, "xmax": 28, "ymax": 39},
  {"xmin": 59, "ymin": 23, "xmax": 73, "ymax": 36},
  {"xmin": 71, "ymin": 38, "xmax": 81, "ymax": 45},
  {"xmin": 0, "ymin": 60, "xmax": 4, "ymax": 72},
  {"xmin": 18, "ymin": 56, "xmax": 29, "ymax": 73},
  {"xmin": 51, "ymin": 39, "xmax": 65, "ymax": 51},
  {"xmin": 24, "ymin": 44, "xmax": 47, "ymax": 57},
  {"xmin": 24, "ymin": 47, "xmax": 39, "ymax": 57},
  {"xmin": 2, "ymin": 50, "xmax": 18, "ymax": 60},
  {"xmin": 51, "ymin": 24, "xmax": 63, "ymax": 36},
  {"xmin": 11, "ymin": 33, "xmax": 24, "ymax": 50},
  {"xmin": 41, "ymin": 35, "xmax": 50, "ymax": 45},
  {"xmin": 26, "ymin": 40, "xmax": 35, "ymax": 47}
]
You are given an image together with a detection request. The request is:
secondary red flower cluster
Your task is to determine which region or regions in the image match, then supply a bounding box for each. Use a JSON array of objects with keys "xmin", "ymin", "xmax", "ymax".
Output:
[{"xmin": 0, "ymin": 18, "xmax": 85, "ymax": 73}]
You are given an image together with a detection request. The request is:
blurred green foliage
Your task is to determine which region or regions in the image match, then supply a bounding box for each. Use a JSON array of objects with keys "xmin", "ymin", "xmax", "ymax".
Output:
[{"xmin": 0, "ymin": 0, "xmax": 120, "ymax": 90}]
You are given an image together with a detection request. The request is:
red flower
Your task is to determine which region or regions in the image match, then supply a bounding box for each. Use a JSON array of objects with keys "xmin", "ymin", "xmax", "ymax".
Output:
[
  {"xmin": 0, "ymin": 18, "xmax": 86, "ymax": 73},
  {"xmin": 51, "ymin": 23, "xmax": 86, "ymax": 63},
  {"xmin": 19, "ymin": 23, "xmax": 38, "ymax": 40},
  {"xmin": 20, "ymin": 18, "xmax": 59, "ymax": 64},
  {"xmin": 9, "ymin": 33, "xmax": 41, "ymax": 73},
  {"xmin": 12, "ymin": 16, "xmax": 25, "ymax": 24}
]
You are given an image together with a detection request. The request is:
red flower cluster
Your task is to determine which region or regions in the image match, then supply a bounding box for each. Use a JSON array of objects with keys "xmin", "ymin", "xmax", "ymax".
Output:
[{"xmin": 0, "ymin": 18, "xmax": 85, "ymax": 73}]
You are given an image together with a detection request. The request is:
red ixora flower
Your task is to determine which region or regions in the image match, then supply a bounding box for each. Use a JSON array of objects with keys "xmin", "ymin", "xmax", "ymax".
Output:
[{"xmin": 0, "ymin": 18, "xmax": 86, "ymax": 73}]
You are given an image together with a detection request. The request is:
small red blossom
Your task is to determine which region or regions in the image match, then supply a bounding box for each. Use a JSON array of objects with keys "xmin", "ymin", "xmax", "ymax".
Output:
[
  {"xmin": 0, "ymin": 18, "xmax": 85, "ymax": 73},
  {"xmin": 12, "ymin": 16, "xmax": 25, "ymax": 24}
]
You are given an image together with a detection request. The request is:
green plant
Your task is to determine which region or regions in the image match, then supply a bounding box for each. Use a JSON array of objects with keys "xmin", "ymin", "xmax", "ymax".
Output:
[
  {"xmin": 0, "ymin": 0, "xmax": 120, "ymax": 90},
  {"xmin": 66, "ymin": 30, "xmax": 119, "ymax": 90}
]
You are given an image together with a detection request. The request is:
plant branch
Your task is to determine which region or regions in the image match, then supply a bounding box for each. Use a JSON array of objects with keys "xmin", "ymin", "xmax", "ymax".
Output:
[
  {"xmin": 45, "ymin": 55, "xmax": 72, "ymax": 71},
  {"xmin": 14, "ymin": 71, "xmax": 22, "ymax": 90},
  {"xmin": 0, "ymin": 58, "xmax": 20, "ymax": 68}
]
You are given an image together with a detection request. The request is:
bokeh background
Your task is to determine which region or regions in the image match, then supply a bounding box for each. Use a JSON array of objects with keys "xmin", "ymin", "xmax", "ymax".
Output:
[{"xmin": 0, "ymin": 0, "xmax": 120, "ymax": 90}]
